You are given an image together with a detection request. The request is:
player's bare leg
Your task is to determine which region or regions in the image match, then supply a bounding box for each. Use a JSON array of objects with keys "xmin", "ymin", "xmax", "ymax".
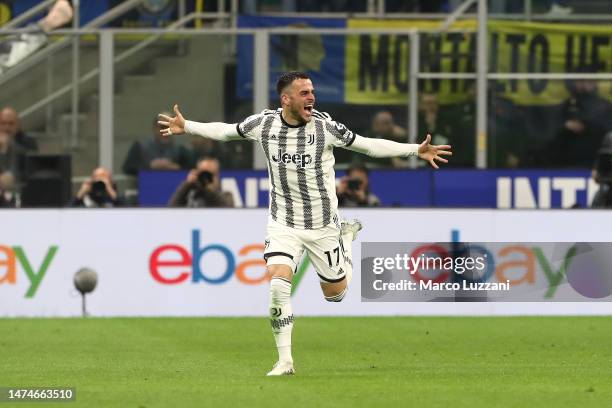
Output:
[
  {"xmin": 266, "ymin": 263, "xmax": 295, "ymax": 376},
  {"xmin": 320, "ymin": 279, "xmax": 349, "ymax": 302},
  {"xmin": 320, "ymin": 220, "xmax": 362, "ymax": 302}
]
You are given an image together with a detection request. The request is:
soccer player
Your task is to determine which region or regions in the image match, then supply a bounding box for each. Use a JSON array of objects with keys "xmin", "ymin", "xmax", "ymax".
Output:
[{"xmin": 158, "ymin": 71, "xmax": 452, "ymax": 376}]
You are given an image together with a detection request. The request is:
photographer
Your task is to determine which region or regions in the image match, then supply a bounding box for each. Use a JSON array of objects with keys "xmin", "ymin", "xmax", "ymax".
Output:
[
  {"xmin": 336, "ymin": 163, "xmax": 380, "ymax": 207},
  {"xmin": 168, "ymin": 157, "xmax": 233, "ymax": 208},
  {"xmin": 0, "ymin": 129, "xmax": 25, "ymax": 183},
  {"xmin": 72, "ymin": 167, "xmax": 125, "ymax": 208},
  {"xmin": 547, "ymin": 77, "xmax": 612, "ymax": 168},
  {"xmin": 591, "ymin": 132, "xmax": 612, "ymax": 208},
  {"xmin": 122, "ymin": 114, "xmax": 191, "ymax": 176}
]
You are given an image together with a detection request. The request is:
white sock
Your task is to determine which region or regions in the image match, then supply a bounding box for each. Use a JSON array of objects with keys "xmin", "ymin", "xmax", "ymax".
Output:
[
  {"xmin": 341, "ymin": 231, "xmax": 354, "ymax": 285},
  {"xmin": 269, "ymin": 277, "xmax": 293, "ymax": 363}
]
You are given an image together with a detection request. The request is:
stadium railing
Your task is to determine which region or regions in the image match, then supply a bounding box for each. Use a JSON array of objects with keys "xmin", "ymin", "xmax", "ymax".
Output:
[{"xmin": 2, "ymin": 0, "xmax": 612, "ymax": 183}]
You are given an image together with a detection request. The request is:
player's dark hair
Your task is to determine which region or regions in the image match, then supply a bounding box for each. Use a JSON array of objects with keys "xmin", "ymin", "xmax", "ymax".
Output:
[{"xmin": 276, "ymin": 71, "xmax": 310, "ymax": 95}]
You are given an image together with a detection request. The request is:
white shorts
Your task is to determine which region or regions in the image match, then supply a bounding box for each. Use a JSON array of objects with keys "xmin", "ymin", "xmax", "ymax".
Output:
[{"xmin": 264, "ymin": 217, "xmax": 349, "ymax": 283}]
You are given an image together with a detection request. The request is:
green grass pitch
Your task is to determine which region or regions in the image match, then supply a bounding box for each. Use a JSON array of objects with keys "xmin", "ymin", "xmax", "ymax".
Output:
[{"xmin": 1, "ymin": 317, "xmax": 611, "ymax": 407}]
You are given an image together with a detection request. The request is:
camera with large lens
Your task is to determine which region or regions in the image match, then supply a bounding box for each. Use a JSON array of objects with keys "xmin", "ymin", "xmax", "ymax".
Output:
[
  {"xmin": 197, "ymin": 170, "xmax": 213, "ymax": 186},
  {"xmin": 90, "ymin": 180, "xmax": 108, "ymax": 203},
  {"xmin": 348, "ymin": 178, "xmax": 362, "ymax": 191}
]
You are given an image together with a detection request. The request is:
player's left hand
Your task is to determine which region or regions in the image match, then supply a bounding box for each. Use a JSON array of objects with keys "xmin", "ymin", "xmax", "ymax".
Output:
[
  {"xmin": 418, "ymin": 134, "xmax": 452, "ymax": 169},
  {"xmin": 158, "ymin": 104, "xmax": 186, "ymax": 136}
]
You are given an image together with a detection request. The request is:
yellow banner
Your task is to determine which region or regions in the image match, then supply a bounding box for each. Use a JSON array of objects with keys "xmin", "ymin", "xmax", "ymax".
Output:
[
  {"xmin": 0, "ymin": 2, "xmax": 12, "ymax": 27},
  {"xmin": 345, "ymin": 19, "xmax": 612, "ymax": 105}
]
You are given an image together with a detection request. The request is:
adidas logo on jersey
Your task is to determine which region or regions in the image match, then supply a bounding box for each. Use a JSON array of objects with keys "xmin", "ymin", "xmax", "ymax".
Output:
[{"xmin": 271, "ymin": 148, "xmax": 312, "ymax": 168}]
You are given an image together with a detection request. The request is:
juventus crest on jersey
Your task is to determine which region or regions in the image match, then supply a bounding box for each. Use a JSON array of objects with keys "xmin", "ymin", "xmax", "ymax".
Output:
[{"xmin": 237, "ymin": 108, "xmax": 355, "ymax": 230}]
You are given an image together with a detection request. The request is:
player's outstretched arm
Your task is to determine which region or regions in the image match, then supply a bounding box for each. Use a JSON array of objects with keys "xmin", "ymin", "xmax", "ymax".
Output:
[
  {"xmin": 347, "ymin": 133, "xmax": 452, "ymax": 169},
  {"xmin": 157, "ymin": 104, "xmax": 243, "ymax": 142}
]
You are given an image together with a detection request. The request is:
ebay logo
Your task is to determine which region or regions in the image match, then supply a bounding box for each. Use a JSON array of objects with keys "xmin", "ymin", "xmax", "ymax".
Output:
[
  {"xmin": 0, "ymin": 245, "xmax": 59, "ymax": 298},
  {"xmin": 149, "ymin": 230, "xmax": 267, "ymax": 285}
]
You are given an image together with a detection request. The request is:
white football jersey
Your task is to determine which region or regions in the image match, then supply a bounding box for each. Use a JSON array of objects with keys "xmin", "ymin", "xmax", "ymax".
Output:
[{"xmin": 237, "ymin": 108, "xmax": 355, "ymax": 230}]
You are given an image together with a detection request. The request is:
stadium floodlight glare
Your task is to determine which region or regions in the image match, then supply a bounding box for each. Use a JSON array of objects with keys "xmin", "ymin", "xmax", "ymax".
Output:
[{"xmin": 74, "ymin": 268, "xmax": 98, "ymax": 317}]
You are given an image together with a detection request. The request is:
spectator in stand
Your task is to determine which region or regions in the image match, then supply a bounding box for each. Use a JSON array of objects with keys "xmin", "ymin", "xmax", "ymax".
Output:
[
  {"xmin": 122, "ymin": 114, "xmax": 191, "ymax": 176},
  {"xmin": 0, "ymin": 0, "xmax": 74, "ymax": 74},
  {"xmin": 0, "ymin": 107, "xmax": 38, "ymax": 152},
  {"xmin": 418, "ymin": 92, "xmax": 475, "ymax": 167},
  {"xmin": 0, "ymin": 129, "xmax": 25, "ymax": 183},
  {"xmin": 419, "ymin": 93, "xmax": 452, "ymax": 148},
  {"xmin": 337, "ymin": 163, "xmax": 380, "ymax": 207},
  {"xmin": 547, "ymin": 78, "xmax": 612, "ymax": 168},
  {"xmin": 354, "ymin": 110, "xmax": 408, "ymax": 168},
  {"xmin": 487, "ymin": 96, "xmax": 526, "ymax": 168},
  {"xmin": 371, "ymin": 110, "xmax": 406, "ymax": 143},
  {"xmin": 189, "ymin": 135, "xmax": 228, "ymax": 168},
  {"xmin": 0, "ymin": 171, "xmax": 18, "ymax": 208},
  {"xmin": 169, "ymin": 157, "xmax": 234, "ymax": 208},
  {"xmin": 446, "ymin": 84, "xmax": 477, "ymax": 167},
  {"xmin": 72, "ymin": 167, "xmax": 125, "ymax": 208}
]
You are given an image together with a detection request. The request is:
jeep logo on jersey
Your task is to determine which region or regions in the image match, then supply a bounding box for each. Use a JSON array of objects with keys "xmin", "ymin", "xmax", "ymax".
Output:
[{"xmin": 271, "ymin": 148, "xmax": 312, "ymax": 167}]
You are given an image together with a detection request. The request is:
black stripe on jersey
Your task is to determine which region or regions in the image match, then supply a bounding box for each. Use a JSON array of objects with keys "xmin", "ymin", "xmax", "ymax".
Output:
[
  {"xmin": 238, "ymin": 115, "xmax": 263, "ymax": 138},
  {"xmin": 260, "ymin": 116, "xmax": 278, "ymax": 221},
  {"xmin": 325, "ymin": 121, "xmax": 354, "ymax": 146},
  {"xmin": 296, "ymin": 126, "xmax": 313, "ymax": 229},
  {"xmin": 314, "ymin": 119, "xmax": 331, "ymax": 227},
  {"xmin": 333, "ymin": 213, "xmax": 340, "ymax": 229},
  {"xmin": 277, "ymin": 123, "xmax": 295, "ymax": 227},
  {"xmin": 312, "ymin": 110, "xmax": 331, "ymax": 120}
]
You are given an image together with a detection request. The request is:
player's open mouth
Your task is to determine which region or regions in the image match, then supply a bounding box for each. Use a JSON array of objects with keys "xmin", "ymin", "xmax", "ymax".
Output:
[{"xmin": 304, "ymin": 105, "xmax": 313, "ymax": 116}]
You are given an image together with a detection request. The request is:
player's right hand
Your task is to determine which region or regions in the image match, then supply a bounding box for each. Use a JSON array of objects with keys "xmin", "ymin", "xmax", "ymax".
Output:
[{"xmin": 158, "ymin": 104, "xmax": 186, "ymax": 136}]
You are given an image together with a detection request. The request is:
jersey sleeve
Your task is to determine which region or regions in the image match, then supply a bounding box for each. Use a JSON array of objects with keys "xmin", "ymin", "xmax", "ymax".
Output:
[
  {"xmin": 236, "ymin": 110, "xmax": 273, "ymax": 141},
  {"xmin": 322, "ymin": 113, "xmax": 357, "ymax": 148}
]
